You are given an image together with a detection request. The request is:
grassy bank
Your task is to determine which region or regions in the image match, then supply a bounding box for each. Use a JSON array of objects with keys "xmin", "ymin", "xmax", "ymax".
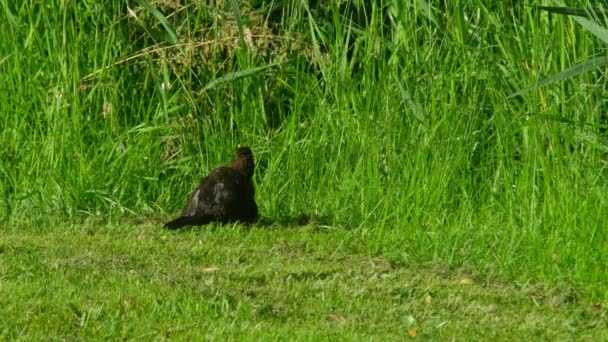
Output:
[
  {"xmin": 1, "ymin": 222, "xmax": 606, "ymax": 339},
  {"xmin": 0, "ymin": 0, "xmax": 607, "ymax": 303}
]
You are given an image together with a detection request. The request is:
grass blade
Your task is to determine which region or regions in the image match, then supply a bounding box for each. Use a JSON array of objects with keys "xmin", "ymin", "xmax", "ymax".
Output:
[
  {"xmin": 539, "ymin": 4, "xmax": 608, "ymax": 45},
  {"xmin": 537, "ymin": 6, "xmax": 603, "ymax": 18},
  {"xmin": 571, "ymin": 15, "xmax": 608, "ymax": 45},
  {"xmin": 415, "ymin": 0, "xmax": 441, "ymax": 28},
  {"xmin": 394, "ymin": 75, "xmax": 426, "ymax": 125},
  {"xmin": 228, "ymin": 0, "xmax": 246, "ymax": 48},
  {"xmin": 508, "ymin": 55, "xmax": 608, "ymax": 98},
  {"xmin": 135, "ymin": 0, "xmax": 178, "ymax": 45},
  {"xmin": 202, "ymin": 64, "xmax": 279, "ymax": 92}
]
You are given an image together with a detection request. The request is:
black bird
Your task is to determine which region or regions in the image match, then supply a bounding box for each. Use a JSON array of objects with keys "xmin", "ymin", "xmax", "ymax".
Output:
[{"xmin": 163, "ymin": 145, "xmax": 258, "ymax": 229}]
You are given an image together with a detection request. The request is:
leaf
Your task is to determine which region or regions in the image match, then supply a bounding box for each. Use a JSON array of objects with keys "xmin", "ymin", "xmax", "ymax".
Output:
[
  {"xmin": 539, "ymin": 3, "xmax": 608, "ymax": 45},
  {"xmin": 0, "ymin": 0, "xmax": 17, "ymax": 26},
  {"xmin": 228, "ymin": 0, "xmax": 246, "ymax": 48},
  {"xmin": 511, "ymin": 3, "xmax": 608, "ymax": 99},
  {"xmin": 134, "ymin": 0, "xmax": 178, "ymax": 45},
  {"xmin": 202, "ymin": 64, "xmax": 279, "ymax": 92},
  {"xmin": 538, "ymin": 6, "xmax": 605, "ymax": 18},
  {"xmin": 534, "ymin": 113, "xmax": 608, "ymax": 128},
  {"xmin": 0, "ymin": 52, "xmax": 12, "ymax": 65},
  {"xmin": 415, "ymin": 0, "xmax": 441, "ymax": 29},
  {"xmin": 394, "ymin": 75, "xmax": 426, "ymax": 125},
  {"xmin": 571, "ymin": 16, "xmax": 608, "ymax": 46},
  {"xmin": 424, "ymin": 293, "xmax": 432, "ymax": 304},
  {"xmin": 507, "ymin": 56, "xmax": 608, "ymax": 98}
]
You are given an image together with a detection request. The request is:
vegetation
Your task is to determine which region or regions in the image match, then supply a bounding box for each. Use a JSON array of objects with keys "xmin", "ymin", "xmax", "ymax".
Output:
[
  {"xmin": 2, "ymin": 223, "xmax": 607, "ymax": 339},
  {"xmin": 1, "ymin": 0, "xmax": 607, "ymax": 337}
]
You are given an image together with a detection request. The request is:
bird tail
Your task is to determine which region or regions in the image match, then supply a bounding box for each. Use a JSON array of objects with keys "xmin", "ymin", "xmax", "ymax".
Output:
[{"xmin": 163, "ymin": 215, "xmax": 213, "ymax": 229}]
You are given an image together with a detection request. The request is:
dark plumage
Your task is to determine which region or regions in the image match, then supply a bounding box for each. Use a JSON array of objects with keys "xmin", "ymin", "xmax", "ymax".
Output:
[{"xmin": 163, "ymin": 146, "xmax": 258, "ymax": 229}]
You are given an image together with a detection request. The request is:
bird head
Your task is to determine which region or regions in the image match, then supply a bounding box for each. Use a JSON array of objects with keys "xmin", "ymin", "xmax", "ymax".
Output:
[
  {"xmin": 236, "ymin": 145, "xmax": 253, "ymax": 159},
  {"xmin": 232, "ymin": 145, "xmax": 255, "ymax": 177}
]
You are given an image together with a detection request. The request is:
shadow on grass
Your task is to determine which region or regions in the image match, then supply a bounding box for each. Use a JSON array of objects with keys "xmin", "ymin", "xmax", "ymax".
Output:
[{"xmin": 160, "ymin": 213, "xmax": 334, "ymax": 231}]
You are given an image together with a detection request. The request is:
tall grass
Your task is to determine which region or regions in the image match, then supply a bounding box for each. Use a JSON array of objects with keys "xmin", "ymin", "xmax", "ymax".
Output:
[{"xmin": 0, "ymin": 1, "xmax": 607, "ymax": 298}]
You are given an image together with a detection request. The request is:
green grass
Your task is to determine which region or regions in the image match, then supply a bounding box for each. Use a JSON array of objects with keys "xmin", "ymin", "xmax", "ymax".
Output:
[
  {"xmin": 1, "ymin": 222, "xmax": 606, "ymax": 340},
  {"xmin": 1, "ymin": 0, "xmax": 608, "ymax": 336}
]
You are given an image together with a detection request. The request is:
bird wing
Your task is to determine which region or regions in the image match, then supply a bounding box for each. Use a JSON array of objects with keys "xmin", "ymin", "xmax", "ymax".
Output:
[
  {"xmin": 181, "ymin": 167, "xmax": 235, "ymax": 217},
  {"xmin": 182, "ymin": 188, "xmax": 200, "ymax": 216}
]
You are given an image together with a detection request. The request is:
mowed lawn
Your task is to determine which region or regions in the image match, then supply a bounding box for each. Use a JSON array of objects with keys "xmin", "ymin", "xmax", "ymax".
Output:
[{"xmin": 1, "ymin": 222, "xmax": 606, "ymax": 340}]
